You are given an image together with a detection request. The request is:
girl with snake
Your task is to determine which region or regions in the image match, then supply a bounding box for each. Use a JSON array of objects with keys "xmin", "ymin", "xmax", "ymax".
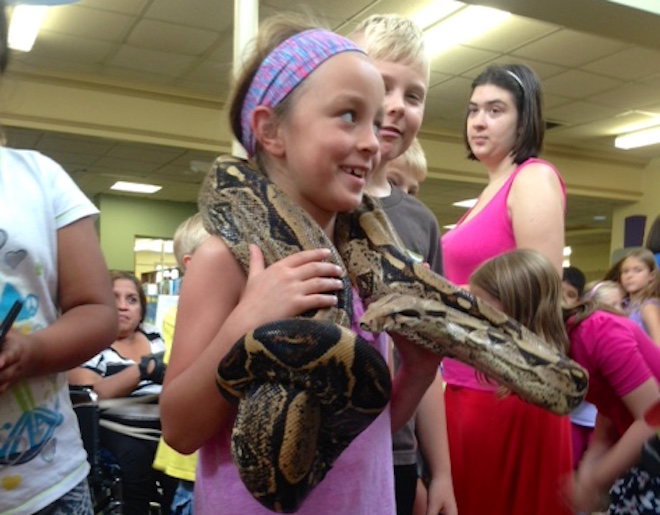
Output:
[{"xmin": 160, "ymin": 16, "xmax": 441, "ymax": 515}]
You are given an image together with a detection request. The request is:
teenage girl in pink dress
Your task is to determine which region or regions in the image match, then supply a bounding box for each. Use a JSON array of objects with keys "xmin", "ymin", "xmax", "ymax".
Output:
[{"xmin": 441, "ymin": 63, "xmax": 571, "ymax": 515}]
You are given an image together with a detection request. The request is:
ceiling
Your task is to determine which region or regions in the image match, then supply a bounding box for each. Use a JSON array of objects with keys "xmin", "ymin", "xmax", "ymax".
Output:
[{"xmin": 5, "ymin": 0, "xmax": 660, "ymax": 246}]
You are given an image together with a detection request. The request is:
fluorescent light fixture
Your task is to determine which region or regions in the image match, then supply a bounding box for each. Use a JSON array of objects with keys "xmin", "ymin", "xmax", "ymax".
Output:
[
  {"xmin": 444, "ymin": 224, "xmax": 457, "ymax": 230},
  {"xmin": 615, "ymin": 125, "xmax": 660, "ymax": 149},
  {"xmin": 411, "ymin": 0, "xmax": 464, "ymax": 30},
  {"xmin": 111, "ymin": 181, "xmax": 162, "ymax": 194},
  {"xmin": 563, "ymin": 246, "xmax": 572, "ymax": 257},
  {"xmin": 423, "ymin": 5, "xmax": 511, "ymax": 55},
  {"xmin": 452, "ymin": 198, "xmax": 478, "ymax": 209},
  {"xmin": 8, "ymin": 5, "xmax": 47, "ymax": 52},
  {"xmin": 600, "ymin": 0, "xmax": 660, "ymax": 15}
]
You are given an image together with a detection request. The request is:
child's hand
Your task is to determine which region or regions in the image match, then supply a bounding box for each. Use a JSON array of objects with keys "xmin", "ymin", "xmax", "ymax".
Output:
[
  {"xmin": 0, "ymin": 330, "xmax": 37, "ymax": 394},
  {"xmin": 239, "ymin": 244, "xmax": 345, "ymax": 327},
  {"xmin": 392, "ymin": 333, "xmax": 441, "ymax": 382},
  {"xmin": 563, "ymin": 466, "xmax": 608, "ymax": 513}
]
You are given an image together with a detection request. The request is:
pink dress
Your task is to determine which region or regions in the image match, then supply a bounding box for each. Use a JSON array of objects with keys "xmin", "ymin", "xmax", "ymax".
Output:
[
  {"xmin": 441, "ymin": 158, "xmax": 572, "ymax": 515},
  {"xmin": 194, "ymin": 290, "xmax": 394, "ymax": 515}
]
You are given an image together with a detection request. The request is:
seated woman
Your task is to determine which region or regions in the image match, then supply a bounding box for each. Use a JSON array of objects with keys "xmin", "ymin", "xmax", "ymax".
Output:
[{"xmin": 68, "ymin": 271, "xmax": 176, "ymax": 515}]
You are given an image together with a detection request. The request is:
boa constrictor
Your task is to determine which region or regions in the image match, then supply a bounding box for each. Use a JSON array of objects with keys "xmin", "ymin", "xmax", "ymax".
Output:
[{"xmin": 199, "ymin": 156, "xmax": 588, "ymax": 513}]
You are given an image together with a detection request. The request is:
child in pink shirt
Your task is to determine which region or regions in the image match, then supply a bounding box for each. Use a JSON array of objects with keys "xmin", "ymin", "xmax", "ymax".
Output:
[{"xmin": 469, "ymin": 248, "xmax": 660, "ymax": 515}]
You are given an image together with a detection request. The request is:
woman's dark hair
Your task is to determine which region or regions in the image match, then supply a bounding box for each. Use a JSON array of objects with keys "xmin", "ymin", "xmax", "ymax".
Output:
[
  {"xmin": 464, "ymin": 63, "xmax": 545, "ymax": 164},
  {"xmin": 646, "ymin": 215, "xmax": 660, "ymax": 254},
  {"xmin": 0, "ymin": 0, "xmax": 8, "ymax": 73},
  {"xmin": 110, "ymin": 270, "xmax": 147, "ymax": 323}
]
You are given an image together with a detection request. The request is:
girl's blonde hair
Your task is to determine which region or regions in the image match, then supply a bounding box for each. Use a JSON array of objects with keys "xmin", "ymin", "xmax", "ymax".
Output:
[
  {"xmin": 469, "ymin": 249, "xmax": 569, "ymax": 353},
  {"xmin": 393, "ymin": 138, "xmax": 427, "ymax": 182},
  {"xmin": 584, "ymin": 280, "xmax": 624, "ymax": 312},
  {"xmin": 619, "ymin": 248, "xmax": 660, "ymax": 301}
]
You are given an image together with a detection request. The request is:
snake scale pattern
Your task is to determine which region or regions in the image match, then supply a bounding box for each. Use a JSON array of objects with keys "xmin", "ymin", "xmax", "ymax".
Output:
[{"xmin": 199, "ymin": 156, "xmax": 588, "ymax": 513}]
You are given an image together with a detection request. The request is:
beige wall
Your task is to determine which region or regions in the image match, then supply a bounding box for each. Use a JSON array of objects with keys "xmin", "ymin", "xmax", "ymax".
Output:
[{"xmin": 611, "ymin": 157, "xmax": 660, "ymax": 260}]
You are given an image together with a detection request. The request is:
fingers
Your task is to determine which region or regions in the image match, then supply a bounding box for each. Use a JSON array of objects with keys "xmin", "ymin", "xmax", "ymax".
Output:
[
  {"xmin": 247, "ymin": 244, "xmax": 265, "ymax": 278},
  {"xmin": 0, "ymin": 339, "xmax": 22, "ymax": 394}
]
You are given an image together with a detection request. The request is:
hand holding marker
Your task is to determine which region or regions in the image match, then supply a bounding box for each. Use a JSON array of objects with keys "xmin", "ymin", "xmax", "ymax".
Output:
[{"xmin": 0, "ymin": 300, "xmax": 22, "ymax": 349}]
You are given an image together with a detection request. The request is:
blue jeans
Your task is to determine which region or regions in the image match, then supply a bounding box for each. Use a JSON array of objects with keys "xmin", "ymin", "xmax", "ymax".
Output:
[
  {"xmin": 34, "ymin": 479, "xmax": 93, "ymax": 515},
  {"xmin": 170, "ymin": 480, "xmax": 194, "ymax": 515}
]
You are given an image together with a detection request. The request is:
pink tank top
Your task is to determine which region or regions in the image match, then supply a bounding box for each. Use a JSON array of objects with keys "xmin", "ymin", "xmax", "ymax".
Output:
[
  {"xmin": 194, "ymin": 289, "xmax": 394, "ymax": 514},
  {"xmin": 441, "ymin": 158, "xmax": 565, "ymax": 390}
]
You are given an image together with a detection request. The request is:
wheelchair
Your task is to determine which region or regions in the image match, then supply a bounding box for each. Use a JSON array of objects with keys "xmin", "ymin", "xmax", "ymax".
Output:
[
  {"xmin": 69, "ymin": 386, "xmax": 123, "ymax": 514},
  {"xmin": 69, "ymin": 387, "xmax": 167, "ymax": 515}
]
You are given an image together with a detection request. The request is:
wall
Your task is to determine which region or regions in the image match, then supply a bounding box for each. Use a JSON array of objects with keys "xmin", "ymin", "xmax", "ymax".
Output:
[
  {"xmin": 611, "ymin": 157, "xmax": 660, "ymax": 257},
  {"xmin": 569, "ymin": 241, "xmax": 612, "ymax": 281},
  {"xmin": 98, "ymin": 194, "xmax": 196, "ymax": 272}
]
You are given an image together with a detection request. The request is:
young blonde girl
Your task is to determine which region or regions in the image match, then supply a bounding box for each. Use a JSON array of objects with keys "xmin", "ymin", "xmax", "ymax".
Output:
[
  {"xmin": 160, "ymin": 16, "xmax": 440, "ymax": 515},
  {"xmin": 618, "ymin": 248, "xmax": 660, "ymax": 345},
  {"xmin": 470, "ymin": 249, "xmax": 660, "ymax": 514},
  {"xmin": 585, "ymin": 279, "xmax": 625, "ymax": 312}
]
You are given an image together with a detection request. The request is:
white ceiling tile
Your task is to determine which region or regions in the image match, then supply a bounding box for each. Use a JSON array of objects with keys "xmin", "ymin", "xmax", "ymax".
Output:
[
  {"xmin": 430, "ymin": 46, "xmax": 499, "ymax": 75},
  {"xmin": 32, "ymin": 31, "xmax": 118, "ymax": 65},
  {"xmin": 426, "ymin": 76, "xmax": 473, "ymax": 103},
  {"xmin": 463, "ymin": 16, "xmax": 559, "ymax": 53},
  {"xmin": 511, "ymin": 29, "xmax": 629, "ymax": 67},
  {"xmin": 541, "ymin": 70, "xmax": 622, "ymax": 99},
  {"xmin": 543, "ymin": 93, "xmax": 574, "ymax": 110},
  {"xmin": 545, "ymin": 101, "xmax": 620, "ymax": 125},
  {"xmin": 40, "ymin": 5, "xmax": 134, "ymax": 43},
  {"xmin": 462, "ymin": 56, "xmax": 567, "ymax": 81},
  {"xmin": 582, "ymin": 47, "xmax": 660, "ymax": 80},
  {"xmin": 106, "ymin": 143, "xmax": 186, "ymax": 164},
  {"xmin": 76, "ymin": 0, "xmax": 150, "ymax": 15},
  {"xmin": 94, "ymin": 156, "xmax": 161, "ymax": 174},
  {"xmin": 144, "ymin": 0, "xmax": 233, "ymax": 32},
  {"xmin": 590, "ymin": 83, "xmax": 660, "ymax": 109},
  {"xmin": 261, "ymin": 0, "xmax": 375, "ymax": 21},
  {"xmin": 38, "ymin": 133, "xmax": 115, "ymax": 155},
  {"xmin": 128, "ymin": 20, "xmax": 219, "ymax": 56},
  {"xmin": 109, "ymin": 46, "xmax": 196, "ymax": 76}
]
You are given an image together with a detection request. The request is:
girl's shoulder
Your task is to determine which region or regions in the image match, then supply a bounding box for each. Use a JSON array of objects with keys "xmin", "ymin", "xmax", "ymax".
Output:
[{"xmin": 643, "ymin": 297, "xmax": 660, "ymax": 308}]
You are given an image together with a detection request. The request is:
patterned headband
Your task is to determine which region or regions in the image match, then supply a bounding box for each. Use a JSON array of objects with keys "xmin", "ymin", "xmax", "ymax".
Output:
[{"xmin": 240, "ymin": 29, "xmax": 364, "ymax": 157}]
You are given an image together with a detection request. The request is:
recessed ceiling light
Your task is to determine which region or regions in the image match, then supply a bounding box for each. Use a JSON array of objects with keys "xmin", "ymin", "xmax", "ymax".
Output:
[
  {"xmin": 111, "ymin": 181, "xmax": 162, "ymax": 194},
  {"xmin": 452, "ymin": 198, "xmax": 478, "ymax": 209},
  {"xmin": 600, "ymin": 0, "xmax": 660, "ymax": 15},
  {"xmin": 422, "ymin": 5, "xmax": 511, "ymax": 55},
  {"xmin": 594, "ymin": 215, "xmax": 607, "ymax": 221},
  {"xmin": 444, "ymin": 224, "xmax": 457, "ymax": 230}
]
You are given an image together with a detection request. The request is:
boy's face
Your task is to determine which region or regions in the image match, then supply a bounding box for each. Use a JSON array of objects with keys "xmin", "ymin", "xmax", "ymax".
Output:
[
  {"xmin": 385, "ymin": 161, "xmax": 421, "ymax": 196},
  {"xmin": 374, "ymin": 59, "xmax": 427, "ymax": 162},
  {"xmin": 561, "ymin": 281, "xmax": 580, "ymax": 308}
]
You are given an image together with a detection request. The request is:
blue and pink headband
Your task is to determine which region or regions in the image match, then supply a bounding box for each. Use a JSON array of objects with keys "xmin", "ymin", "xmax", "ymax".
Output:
[{"xmin": 240, "ymin": 29, "xmax": 364, "ymax": 157}]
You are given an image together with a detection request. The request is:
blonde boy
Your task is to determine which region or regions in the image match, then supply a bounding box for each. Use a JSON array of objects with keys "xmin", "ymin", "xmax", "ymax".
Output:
[
  {"xmin": 153, "ymin": 213, "xmax": 209, "ymax": 514},
  {"xmin": 386, "ymin": 137, "xmax": 428, "ymax": 196},
  {"xmin": 351, "ymin": 15, "xmax": 455, "ymax": 515}
]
